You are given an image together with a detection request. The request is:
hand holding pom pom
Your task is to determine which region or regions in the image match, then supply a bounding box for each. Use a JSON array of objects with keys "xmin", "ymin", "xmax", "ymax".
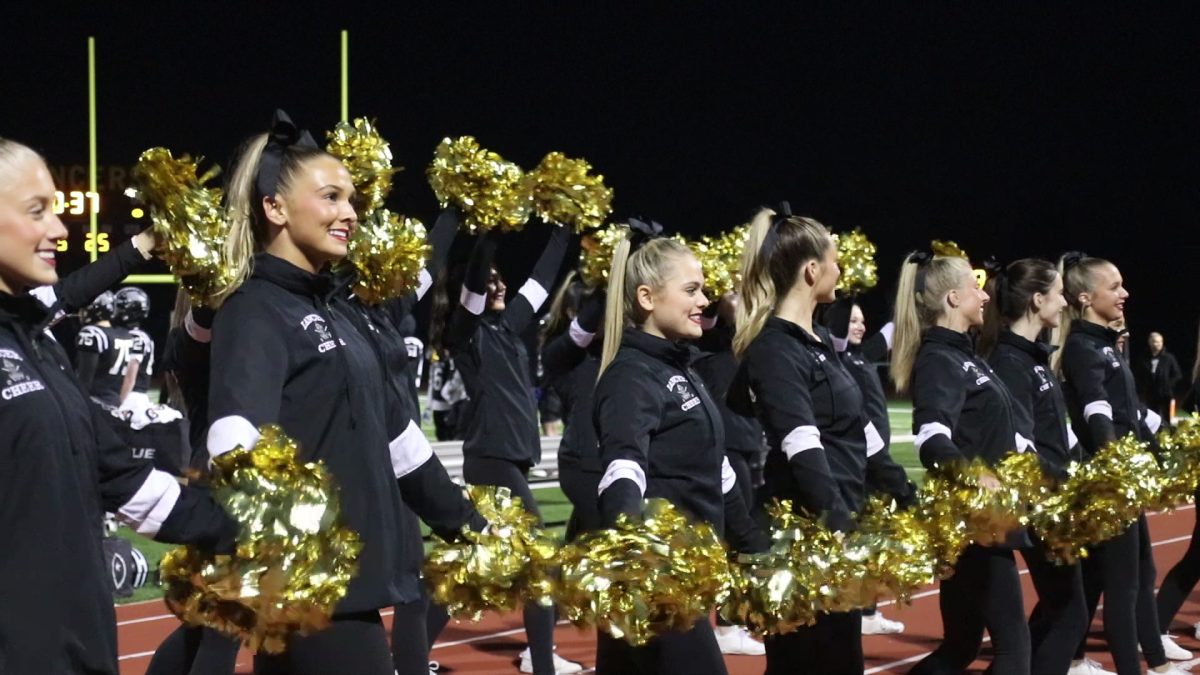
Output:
[
  {"xmin": 525, "ymin": 152, "xmax": 613, "ymax": 233},
  {"xmin": 344, "ymin": 209, "xmax": 430, "ymax": 305},
  {"xmin": 427, "ymin": 136, "xmax": 532, "ymax": 233}
]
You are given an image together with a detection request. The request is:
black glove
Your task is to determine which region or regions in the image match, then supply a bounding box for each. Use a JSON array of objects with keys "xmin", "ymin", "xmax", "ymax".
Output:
[
  {"xmin": 576, "ymin": 290, "xmax": 606, "ymax": 333},
  {"xmin": 824, "ymin": 296, "xmax": 854, "ymax": 340}
]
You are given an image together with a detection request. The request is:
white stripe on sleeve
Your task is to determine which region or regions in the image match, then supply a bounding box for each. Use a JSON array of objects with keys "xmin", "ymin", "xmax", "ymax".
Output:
[
  {"xmin": 721, "ymin": 456, "xmax": 737, "ymax": 495},
  {"xmin": 517, "ymin": 279, "xmax": 549, "ymax": 312},
  {"xmin": 460, "ymin": 287, "xmax": 487, "ymax": 316},
  {"xmin": 1066, "ymin": 424, "xmax": 1080, "ymax": 449},
  {"xmin": 416, "ymin": 269, "xmax": 434, "ymax": 300},
  {"xmin": 879, "ymin": 322, "xmax": 896, "ymax": 351},
  {"xmin": 1083, "ymin": 401, "xmax": 1113, "ymax": 420},
  {"xmin": 598, "ymin": 459, "xmax": 646, "ymax": 496},
  {"xmin": 117, "ymin": 470, "xmax": 182, "ymax": 537},
  {"xmin": 389, "ymin": 419, "xmax": 435, "ymax": 478},
  {"xmin": 1145, "ymin": 409, "xmax": 1162, "ymax": 434},
  {"xmin": 1014, "ymin": 432, "xmax": 1035, "ymax": 454},
  {"xmin": 864, "ymin": 421, "xmax": 885, "ymax": 457},
  {"xmin": 184, "ymin": 310, "xmax": 212, "ymax": 344},
  {"xmin": 568, "ymin": 318, "xmax": 596, "ymax": 348},
  {"xmin": 206, "ymin": 415, "xmax": 260, "ymax": 460},
  {"xmin": 782, "ymin": 425, "xmax": 822, "ymax": 460},
  {"xmin": 914, "ymin": 422, "xmax": 952, "ymax": 450}
]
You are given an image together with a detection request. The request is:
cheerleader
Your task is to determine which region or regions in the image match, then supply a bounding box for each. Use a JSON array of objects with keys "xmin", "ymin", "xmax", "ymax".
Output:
[
  {"xmin": 440, "ymin": 220, "xmax": 582, "ymax": 675},
  {"xmin": 824, "ymin": 296, "xmax": 915, "ymax": 636},
  {"xmin": 692, "ymin": 292, "xmax": 769, "ymax": 656},
  {"xmin": 593, "ymin": 219, "xmax": 765, "ymax": 675},
  {"xmin": 204, "ymin": 111, "xmax": 481, "ymax": 674},
  {"xmin": 1054, "ymin": 253, "xmax": 1186, "ymax": 675},
  {"xmin": 727, "ymin": 208, "xmax": 893, "ymax": 675},
  {"xmin": 0, "ymin": 137, "xmax": 237, "ymax": 674},
  {"xmin": 539, "ymin": 271, "xmax": 607, "ymax": 539},
  {"xmin": 890, "ymin": 249, "xmax": 1030, "ymax": 675},
  {"xmin": 977, "ymin": 258, "xmax": 1089, "ymax": 675}
]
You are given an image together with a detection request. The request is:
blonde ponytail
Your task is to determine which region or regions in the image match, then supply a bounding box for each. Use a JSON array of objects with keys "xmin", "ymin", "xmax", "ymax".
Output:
[
  {"xmin": 733, "ymin": 208, "xmax": 778, "ymax": 358},
  {"xmin": 597, "ymin": 230, "xmax": 693, "ymax": 377},
  {"xmin": 212, "ymin": 134, "xmax": 269, "ymax": 307},
  {"xmin": 890, "ymin": 254, "xmax": 973, "ymax": 392}
]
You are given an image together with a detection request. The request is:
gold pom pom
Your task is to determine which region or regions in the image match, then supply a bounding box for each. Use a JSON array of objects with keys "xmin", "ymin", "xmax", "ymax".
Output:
[
  {"xmin": 344, "ymin": 209, "xmax": 430, "ymax": 305},
  {"xmin": 424, "ymin": 486, "xmax": 559, "ymax": 621},
  {"xmin": 427, "ymin": 136, "xmax": 532, "ymax": 233},
  {"xmin": 126, "ymin": 148, "xmax": 234, "ymax": 307},
  {"xmin": 556, "ymin": 499, "xmax": 732, "ymax": 646},
  {"xmin": 325, "ymin": 117, "xmax": 400, "ymax": 214},
  {"xmin": 848, "ymin": 496, "xmax": 938, "ymax": 608},
  {"xmin": 525, "ymin": 152, "xmax": 613, "ymax": 233},
  {"xmin": 1030, "ymin": 435, "xmax": 1162, "ymax": 564},
  {"xmin": 931, "ymin": 240, "xmax": 970, "ymax": 260},
  {"xmin": 1150, "ymin": 416, "xmax": 1200, "ymax": 510},
  {"xmin": 159, "ymin": 425, "xmax": 363, "ymax": 654},
  {"xmin": 578, "ymin": 223, "xmax": 627, "ymax": 289},
  {"xmin": 833, "ymin": 228, "xmax": 878, "ymax": 293},
  {"xmin": 915, "ymin": 458, "xmax": 1027, "ymax": 571},
  {"xmin": 690, "ymin": 226, "xmax": 749, "ymax": 300}
]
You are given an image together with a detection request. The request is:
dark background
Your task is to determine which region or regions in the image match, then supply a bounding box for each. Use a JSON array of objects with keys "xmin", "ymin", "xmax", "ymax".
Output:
[{"xmin": 5, "ymin": 3, "xmax": 1199, "ymax": 382}]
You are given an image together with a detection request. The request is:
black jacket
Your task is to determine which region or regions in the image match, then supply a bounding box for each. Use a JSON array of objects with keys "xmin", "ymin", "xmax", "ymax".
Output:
[
  {"xmin": 989, "ymin": 330, "xmax": 1081, "ymax": 480},
  {"xmin": 839, "ymin": 346, "xmax": 917, "ymax": 508},
  {"xmin": 207, "ymin": 253, "xmax": 421, "ymax": 613},
  {"xmin": 693, "ymin": 324, "xmax": 764, "ymax": 454},
  {"xmin": 160, "ymin": 307, "xmax": 214, "ymax": 459},
  {"xmin": 594, "ymin": 329, "xmax": 763, "ymax": 551},
  {"xmin": 911, "ymin": 326, "xmax": 1024, "ymax": 468},
  {"xmin": 542, "ymin": 326, "xmax": 603, "ymax": 472},
  {"xmin": 1060, "ymin": 319, "xmax": 1154, "ymax": 455},
  {"xmin": 0, "ymin": 292, "xmax": 231, "ymax": 675},
  {"xmin": 729, "ymin": 318, "xmax": 877, "ymax": 530},
  {"xmin": 1136, "ymin": 349, "xmax": 1183, "ymax": 403}
]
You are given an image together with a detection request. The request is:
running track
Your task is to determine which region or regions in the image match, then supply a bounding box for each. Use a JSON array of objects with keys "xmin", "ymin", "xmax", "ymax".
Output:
[{"xmin": 116, "ymin": 505, "xmax": 1200, "ymax": 674}]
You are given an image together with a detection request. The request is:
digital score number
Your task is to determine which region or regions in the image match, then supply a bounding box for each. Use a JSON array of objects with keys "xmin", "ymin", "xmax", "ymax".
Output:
[{"xmin": 53, "ymin": 190, "xmax": 100, "ymax": 216}]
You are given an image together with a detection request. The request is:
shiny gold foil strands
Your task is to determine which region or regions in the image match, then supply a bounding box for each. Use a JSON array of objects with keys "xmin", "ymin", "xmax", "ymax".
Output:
[
  {"xmin": 833, "ymin": 228, "xmax": 879, "ymax": 293},
  {"xmin": 345, "ymin": 209, "xmax": 429, "ymax": 305},
  {"xmin": 1151, "ymin": 415, "xmax": 1200, "ymax": 511},
  {"xmin": 931, "ymin": 240, "xmax": 969, "ymax": 260},
  {"xmin": 691, "ymin": 225, "xmax": 749, "ymax": 300},
  {"xmin": 915, "ymin": 458, "xmax": 1026, "ymax": 572},
  {"xmin": 159, "ymin": 425, "xmax": 362, "ymax": 653},
  {"xmin": 525, "ymin": 152, "xmax": 613, "ymax": 233},
  {"xmin": 325, "ymin": 117, "xmax": 399, "ymax": 214},
  {"xmin": 424, "ymin": 486, "xmax": 559, "ymax": 621},
  {"xmin": 427, "ymin": 136, "xmax": 532, "ymax": 233},
  {"xmin": 556, "ymin": 499, "xmax": 732, "ymax": 646},
  {"xmin": 126, "ymin": 147, "xmax": 233, "ymax": 307},
  {"xmin": 578, "ymin": 223, "xmax": 627, "ymax": 288},
  {"xmin": 848, "ymin": 496, "xmax": 938, "ymax": 608},
  {"xmin": 1030, "ymin": 435, "xmax": 1163, "ymax": 564}
]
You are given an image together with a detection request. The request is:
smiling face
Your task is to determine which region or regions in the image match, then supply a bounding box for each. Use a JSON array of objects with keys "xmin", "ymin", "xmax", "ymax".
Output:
[
  {"xmin": 486, "ymin": 267, "xmax": 507, "ymax": 311},
  {"xmin": 639, "ymin": 252, "xmax": 709, "ymax": 341},
  {"xmin": 1033, "ymin": 272, "xmax": 1068, "ymax": 330},
  {"xmin": 848, "ymin": 304, "xmax": 866, "ymax": 345},
  {"xmin": 262, "ymin": 154, "xmax": 358, "ymax": 271},
  {"xmin": 0, "ymin": 153, "xmax": 68, "ymax": 294},
  {"xmin": 1081, "ymin": 262, "xmax": 1128, "ymax": 323},
  {"xmin": 948, "ymin": 268, "xmax": 989, "ymax": 327}
]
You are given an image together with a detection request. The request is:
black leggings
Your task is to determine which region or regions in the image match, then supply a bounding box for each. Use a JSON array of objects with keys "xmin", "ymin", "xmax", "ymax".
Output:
[
  {"xmin": 463, "ymin": 456, "xmax": 557, "ymax": 675},
  {"xmin": 392, "ymin": 588, "xmax": 454, "ymax": 675},
  {"xmin": 1157, "ymin": 490, "xmax": 1200, "ymax": 631},
  {"xmin": 145, "ymin": 626, "xmax": 239, "ymax": 675},
  {"xmin": 559, "ymin": 460, "xmax": 602, "ymax": 542},
  {"xmin": 909, "ymin": 545, "xmax": 1030, "ymax": 675},
  {"xmin": 595, "ymin": 617, "xmax": 726, "ymax": 675},
  {"xmin": 253, "ymin": 611, "xmax": 394, "ymax": 675},
  {"xmin": 765, "ymin": 610, "xmax": 862, "ymax": 675},
  {"xmin": 1022, "ymin": 535, "xmax": 1089, "ymax": 675},
  {"xmin": 1075, "ymin": 514, "xmax": 1165, "ymax": 674}
]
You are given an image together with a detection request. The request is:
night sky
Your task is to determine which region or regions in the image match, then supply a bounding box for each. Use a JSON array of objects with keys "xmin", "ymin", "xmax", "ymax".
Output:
[{"xmin": 5, "ymin": 3, "xmax": 1199, "ymax": 378}]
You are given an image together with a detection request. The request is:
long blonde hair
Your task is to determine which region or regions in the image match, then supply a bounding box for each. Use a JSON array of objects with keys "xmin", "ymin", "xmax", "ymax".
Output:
[
  {"xmin": 890, "ymin": 253, "xmax": 974, "ymax": 392},
  {"xmin": 597, "ymin": 231, "xmax": 693, "ymax": 376},
  {"xmin": 1050, "ymin": 252, "xmax": 1113, "ymax": 374},
  {"xmin": 732, "ymin": 208, "xmax": 833, "ymax": 358},
  {"xmin": 211, "ymin": 134, "xmax": 329, "ymax": 306}
]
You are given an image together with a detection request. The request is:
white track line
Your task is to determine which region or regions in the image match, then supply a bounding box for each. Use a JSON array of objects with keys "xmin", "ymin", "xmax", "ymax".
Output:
[{"xmin": 115, "ymin": 506, "xmax": 1198, "ymax": 660}]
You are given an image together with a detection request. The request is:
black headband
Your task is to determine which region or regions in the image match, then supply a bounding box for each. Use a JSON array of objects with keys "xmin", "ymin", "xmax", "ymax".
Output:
[
  {"xmin": 1061, "ymin": 251, "xmax": 1088, "ymax": 271},
  {"xmin": 758, "ymin": 200, "xmax": 792, "ymax": 259},
  {"xmin": 627, "ymin": 217, "xmax": 664, "ymax": 251},
  {"xmin": 908, "ymin": 250, "xmax": 933, "ymax": 294},
  {"xmin": 982, "ymin": 256, "xmax": 1005, "ymax": 302},
  {"xmin": 254, "ymin": 109, "xmax": 319, "ymax": 201}
]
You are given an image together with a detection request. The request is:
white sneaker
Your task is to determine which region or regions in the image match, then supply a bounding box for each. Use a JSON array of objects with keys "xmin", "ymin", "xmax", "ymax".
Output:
[
  {"xmin": 1194, "ymin": 620, "xmax": 1200, "ymax": 641},
  {"xmin": 1068, "ymin": 658, "xmax": 1118, "ymax": 675},
  {"xmin": 1162, "ymin": 635, "xmax": 1194, "ymax": 661},
  {"xmin": 713, "ymin": 625, "xmax": 766, "ymax": 656},
  {"xmin": 861, "ymin": 612, "xmax": 905, "ymax": 635},
  {"xmin": 428, "ymin": 661, "xmax": 440, "ymax": 674},
  {"xmin": 1149, "ymin": 664, "xmax": 1193, "ymax": 675},
  {"xmin": 518, "ymin": 648, "xmax": 584, "ymax": 674}
]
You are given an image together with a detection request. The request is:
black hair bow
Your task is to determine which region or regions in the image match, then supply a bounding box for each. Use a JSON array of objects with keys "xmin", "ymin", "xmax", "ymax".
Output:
[
  {"xmin": 759, "ymin": 200, "xmax": 793, "ymax": 258},
  {"xmin": 255, "ymin": 109, "xmax": 319, "ymax": 201},
  {"xmin": 628, "ymin": 217, "xmax": 664, "ymax": 251},
  {"xmin": 1061, "ymin": 251, "xmax": 1088, "ymax": 270}
]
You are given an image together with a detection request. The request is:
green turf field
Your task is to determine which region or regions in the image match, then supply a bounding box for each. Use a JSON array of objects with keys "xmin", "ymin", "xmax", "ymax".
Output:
[{"xmin": 116, "ymin": 402, "xmax": 919, "ymax": 605}]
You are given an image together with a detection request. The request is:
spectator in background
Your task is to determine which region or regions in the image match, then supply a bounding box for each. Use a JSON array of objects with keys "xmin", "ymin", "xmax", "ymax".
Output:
[
  {"xmin": 1186, "ymin": 320, "xmax": 1200, "ymax": 414},
  {"xmin": 1136, "ymin": 331, "xmax": 1183, "ymax": 422}
]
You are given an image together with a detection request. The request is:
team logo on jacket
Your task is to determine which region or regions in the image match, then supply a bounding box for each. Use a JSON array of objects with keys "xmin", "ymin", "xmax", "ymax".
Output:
[
  {"xmin": 1101, "ymin": 346, "xmax": 1121, "ymax": 369},
  {"xmin": 666, "ymin": 375, "xmax": 701, "ymax": 411},
  {"xmin": 1, "ymin": 357, "xmax": 45, "ymax": 400},
  {"xmin": 300, "ymin": 313, "xmax": 340, "ymax": 353},
  {"xmin": 1033, "ymin": 365, "xmax": 1053, "ymax": 393},
  {"xmin": 961, "ymin": 360, "xmax": 991, "ymax": 386}
]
